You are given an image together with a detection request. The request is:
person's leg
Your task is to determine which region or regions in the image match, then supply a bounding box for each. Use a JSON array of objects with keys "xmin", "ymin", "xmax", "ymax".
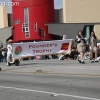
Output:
[
  {"xmin": 80, "ymin": 51, "xmax": 84, "ymax": 60},
  {"xmin": 94, "ymin": 50, "xmax": 97, "ymax": 59},
  {"xmin": 1, "ymin": 58, "xmax": 3, "ymax": 62},
  {"xmin": 79, "ymin": 51, "xmax": 85, "ymax": 63},
  {"xmin": 72, "ymin": 53, "xmax": 75, "ymax": 60},
  {"xmin": 2, "ymin": 56, "xmax": 5, "ymax": 62},
  {"xmin": 94, "ymin": 50, "xmax": 98, "ymax": 62},
  {"xmin": 90, "ymin": 50, "xmax": 94, "ymax": 62},
  {"xmin": 70, "ymin": 52, "xmax": 73, "ymax": 60},
  {"xmin": 7, "ymin": 53, "xmax": 11, "ymax": 65},
  {"xmin": 3, "ymin": 56, "xmax": 6, "ymax": 62},
  {"xmin": 4, "ymin": 56, "xmax": 6, "ymax": 62}
]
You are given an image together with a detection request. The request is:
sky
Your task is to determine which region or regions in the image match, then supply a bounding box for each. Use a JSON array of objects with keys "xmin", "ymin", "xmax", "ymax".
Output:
[{"xmin": 0, "ymin": 0, "xmax": 62, "ymax": 13}]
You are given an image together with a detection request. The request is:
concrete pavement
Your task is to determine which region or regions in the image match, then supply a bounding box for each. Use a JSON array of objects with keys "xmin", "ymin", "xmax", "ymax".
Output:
[
  {"xmin": 0, "ymin": 60, "xmax": 100, "ymax": 100},
  {"xmin": 0, "ymin": 59, "xmax": 100, "ymax": 76}
]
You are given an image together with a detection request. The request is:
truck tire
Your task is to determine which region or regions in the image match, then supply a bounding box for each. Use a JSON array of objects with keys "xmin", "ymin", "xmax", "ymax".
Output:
[{"xmin": 8, "ymin": 62, "xmax": 11, "ymax": 66}]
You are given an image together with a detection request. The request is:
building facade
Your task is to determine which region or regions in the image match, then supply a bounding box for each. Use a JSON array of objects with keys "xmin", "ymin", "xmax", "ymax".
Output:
[
  {"xmin": 0, "ymin": 6, "xmax": 8, "ymax": 29},
  {"xmin": 12, "ymin": 0, "xmax": 55, "ymax": 42},
  {"xmin": 0, "ymin": 6, "xmax": 12, "ymax": 48},
  {"xmin": 63, "ymin": 0, "xmax": 100, "ymax": 40},
  {"xmin": 0, "ymin": 0, "xmax": 100, "ymax": 47}
]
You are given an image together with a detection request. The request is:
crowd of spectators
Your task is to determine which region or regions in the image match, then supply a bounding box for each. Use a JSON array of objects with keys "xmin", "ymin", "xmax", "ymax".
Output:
[
  {"xmin": 0, "ymin": 44, "xmax": 100, "ymax": 62},
  {"xmin": 0, "ymin": 48, "xmax": 7, "ymax": 62}
]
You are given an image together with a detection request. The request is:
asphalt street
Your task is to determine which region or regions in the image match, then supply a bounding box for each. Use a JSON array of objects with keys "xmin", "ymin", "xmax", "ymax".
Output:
[{"xmin": 0, "ymin": 60, "xmax": 100, "ymax": 100}]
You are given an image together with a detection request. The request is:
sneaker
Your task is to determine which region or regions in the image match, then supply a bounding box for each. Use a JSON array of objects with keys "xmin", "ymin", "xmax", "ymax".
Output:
[
  {"xmin": 7, "ymin": 63, "xmax": 8, "ymax": 66},
  {"xmin": 95, "ymin": 59, "xmax": 99, "ymax": 62},
  {"xmin": 7, "ymin": 62, "xmax": 11, "ymax": 66},
  {"xmin": 81, "ymin": 60, "xmax": 85, "ymax": 64},
  {"xmin": 78, "ymin": 59, "xmax": 81, "ymax": 63},
  {"xmin": 91, "ymin": 60, "xmax": 94, "ymax": 63}
]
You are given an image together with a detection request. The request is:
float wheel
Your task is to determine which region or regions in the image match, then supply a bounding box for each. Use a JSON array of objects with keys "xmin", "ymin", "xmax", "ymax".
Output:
[{"xmin": 15, "ymin": 60, "xmax": 20, "ymax": 66}]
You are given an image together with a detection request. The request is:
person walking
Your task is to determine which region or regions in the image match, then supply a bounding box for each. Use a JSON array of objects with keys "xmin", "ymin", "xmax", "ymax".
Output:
[
  {"xmin": 7, "ymin": 39, "xmax": 13, "ymax": 66},
  {"xmin": 89, "ymin": 31, "xmax": 98, "ymax": 63},
  {"xmin": 75, "ymin": 30, "xmax": 87, "ymax": 64}
]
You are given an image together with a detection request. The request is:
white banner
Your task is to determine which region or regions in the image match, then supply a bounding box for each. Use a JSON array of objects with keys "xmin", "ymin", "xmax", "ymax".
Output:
[
  {"xmin": 12, "ymin": 39, "xmax": 73, "ymax": 59},
  {"xmin": 97, "ymin": 43, "xmax": 100, "ymax": 46}
]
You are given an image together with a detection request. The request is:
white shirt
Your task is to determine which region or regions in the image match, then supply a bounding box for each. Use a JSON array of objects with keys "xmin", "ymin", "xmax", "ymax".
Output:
[
  {"xmin": 2, "ymin": 51, "xmax": 6, "ymax": 56},
  {"xmin": 7, "ymin": 44, "xmax": 12, "ymax": 54},
  {"xmin": 90, "ymin": 36, "xmax": 97, "ymax": 47}
]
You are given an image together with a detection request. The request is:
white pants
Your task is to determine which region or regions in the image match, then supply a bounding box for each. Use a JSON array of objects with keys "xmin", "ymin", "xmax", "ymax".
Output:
[{"xmin": 7, "ymin": 53, "xmax": 12, "ymax": 64}]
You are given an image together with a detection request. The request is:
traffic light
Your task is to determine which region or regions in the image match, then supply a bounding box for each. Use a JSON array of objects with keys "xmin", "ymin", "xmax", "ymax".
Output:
[{"xmin": 38, "ymin": 28, "xmax": 42, "ymax": 37}]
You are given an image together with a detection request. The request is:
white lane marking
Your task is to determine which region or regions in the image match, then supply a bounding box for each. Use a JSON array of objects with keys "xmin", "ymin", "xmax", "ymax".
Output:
[{"xmin": 0, "ymin": 86, "xmax": 100, "ymax": 100}]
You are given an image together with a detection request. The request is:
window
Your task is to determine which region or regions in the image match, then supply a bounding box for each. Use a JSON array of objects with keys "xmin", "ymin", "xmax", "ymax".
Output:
[
  {"xmin": 38, "ymin": 28, "xmax": 43, "ymax": 37},
  {"xmin": 24, "ymin": 8, "xmax": 28, "ymax": 23},
  {"xmin": 34, "ymin": 22, "xmax": 37, "ymax": 32},
  {"xmin": 23, "ymin": 8, "xmax": 30, "ymax": 38},
  {"xmin": 26, "ymin": 27, "xmax": 29, "ymax": 31},
  {"xmin": 23, "ymin": 27, "xmax": 25, "ymax": 32},
  {"xmin": 83, "ymin": 25, "xmax": 94, "ymax": 44},
  {"xmin": 25, "ymin": 32, "xmax": 30, "ymax": 38},
  {"xmin": 22, "ymin": 23, "xmax": 29, "ymax": 37},
  {"xmin": 22, "ymin": 23, "xmax": 29, "ymax": 32}
]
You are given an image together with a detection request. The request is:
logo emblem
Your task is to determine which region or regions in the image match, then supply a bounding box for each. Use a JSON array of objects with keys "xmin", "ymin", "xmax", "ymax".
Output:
[
  {"xmin": 15, "ymin": 46, "xmax": 22, "ymax": 55},
  {"xmin": 61, "ymin": 43, "xmax": 69, "ymax": 50}
]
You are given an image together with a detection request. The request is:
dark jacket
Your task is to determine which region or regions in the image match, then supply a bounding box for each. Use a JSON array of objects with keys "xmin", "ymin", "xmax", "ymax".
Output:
[
  {"xmin": 0, "ymin": 50, "xmax": 3, "ymax": 58},
  {"xmin": 75, "ymin": 35, "xmax": 86, "ymax": 44},
  {"xmin": 88, "ymin": 36, "xmax": 97, "ymax": 44}
]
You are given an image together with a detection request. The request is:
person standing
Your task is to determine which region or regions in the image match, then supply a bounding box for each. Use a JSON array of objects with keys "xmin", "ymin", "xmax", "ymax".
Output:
[
  {"xmin": 89, "ymin": 31, "xmax": 98, "ymax": 63},
  {"xmin": 75, "ymin": 30, "xmax": 87, "ymax": 64},
  {"xmin": 7, "ymin": 39, "xmax": 13, "ymax": 66},
  {"xmin": 0, "ymin": 42, "xmax": 3, "ymax": 62},
  {"xmin": 98, "ymin": 45, "xmax": 100, "ymax": 57},
  {"xmin": 0, "ymin": 49, "xmax": 3, "ymax": 62},
  {"xmin": 2, "ymin": 49, "xmax": 7, "ymax": 62}
]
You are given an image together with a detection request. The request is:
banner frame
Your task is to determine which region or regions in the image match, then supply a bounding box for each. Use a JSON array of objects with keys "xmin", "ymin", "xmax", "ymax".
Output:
[{"xmin": 11, "ymin": 39, "xmax": 73, "ymax": 61}]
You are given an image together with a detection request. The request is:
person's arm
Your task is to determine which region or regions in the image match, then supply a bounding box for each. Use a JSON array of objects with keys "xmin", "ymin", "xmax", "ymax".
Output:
[
  {"xmin": 96, "ymin": 38, "xmax": 98, "ymax": 47},
  {"xmin": 88, "ymin": 37, "xmax": 91, "ymax": 46},
  {"xmin": 10, "ymin": 45, "xmax": 12, "ymax": 52},
  {"xmin": 7, "ymin": 45, "xmax": 9, "ymax": 52},
  {"xmin": 75, "ymin": 36, "xmax": 81, "ymax": 43},
  {"xmin": 7, "ymin": 44, "xmax": 12, "ymax": 52},
  {"xmin": 84, "ymin": 37, "xmax": 87, "ymax": 42}
]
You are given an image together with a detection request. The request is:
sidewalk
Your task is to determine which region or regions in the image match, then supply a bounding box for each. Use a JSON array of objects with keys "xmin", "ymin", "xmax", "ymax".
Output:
[{"xmin": 0, "ymin": 60, "xmax": 100, "ymax": 76}]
